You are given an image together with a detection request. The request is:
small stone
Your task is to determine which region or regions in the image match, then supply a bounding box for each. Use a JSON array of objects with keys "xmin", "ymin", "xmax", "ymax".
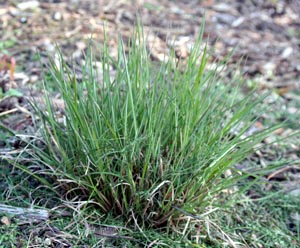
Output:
[
  {"xmin": 170, "ymin": 6, "xmax": 184, "ymax": 14},
  {"xmin": 9, "ymin": 8, "xmax": 20, "ymax": 17},
  {"xmin": 289, "ymin": 189, "xmax": 300, "ymax": 197},
  {"xmin": 261, "ymin": 62, "xmax": 276, "ymax": 75},
  {"xmin": 43, "ymin": 39, "xmax": 55, "ymax": 52},
  {"xmin": 281, "ymin": 47, "xmax": 293, "ymax": 59},
  {"xmin": 232, "ymin": 16, "xmax": 245, "ymax": 27},
  {"xmin": 17, "ymin": 1, "xmax": 40, "ymax": 10},
  {"xmin": 20, "ymin": 16, "xmax": 27, "ymax": 23},
  {"xmin": 53, "ymin": 12, "xmax": 62, "ymax": 21},
  {"xmin": 44, "ymin": 238, "xmax": 52, "ymax": 246},
  {"xmin": 0, "ymin": 8, "xmax": 8, "ymax": 15},
  {"xmin": 288, "ymin": 107, "xmax": 298, "ymax": 114},
  {"xmin": 76, "ymin": 41, "xmax": 86, "ymax": 50},
  {"xmin": 264, "ymin": 136, "xmax": 276, "ymax": 144},
  {"xmin": 212, "ymin": 3, "xmax": 232, "ymax": 12},
  {"xmin": 215, "ymin": 13, "xmax": 236, "ymax": 25},
  {"xmin": 30, "ymin": 75, "xmax": 39, "ymax": 83},
  {"xmin": 14, "ymin": 72, "xmax": 30, "ymax": 85}
]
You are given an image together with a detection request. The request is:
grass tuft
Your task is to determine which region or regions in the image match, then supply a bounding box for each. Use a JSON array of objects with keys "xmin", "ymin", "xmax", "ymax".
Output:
[{"xmin": 26, "ymin": 27, "xmax": 278, "ymax": 229}]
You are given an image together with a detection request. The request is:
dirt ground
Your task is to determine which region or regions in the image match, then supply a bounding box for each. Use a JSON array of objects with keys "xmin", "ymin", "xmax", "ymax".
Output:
[{"xmin": 1, "ymin": 0, "xmax": 300, "ymax": 86}]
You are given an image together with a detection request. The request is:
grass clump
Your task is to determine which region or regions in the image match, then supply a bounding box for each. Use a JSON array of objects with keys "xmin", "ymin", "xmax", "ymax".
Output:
[{"xmin": 27, "ymin": 28, "xmax": 276, "ymax": 230}]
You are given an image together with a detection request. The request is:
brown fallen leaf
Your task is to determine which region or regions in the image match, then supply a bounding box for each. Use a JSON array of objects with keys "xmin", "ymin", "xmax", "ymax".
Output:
[
  {"xmin": 0, "ymin": 216, "xmax": 11, "ymax": 226},
  {"xmin": 0, "ymin": 55, "xmax": 16, "ymax": 81},
  {"xmin": 276, "ymin": 86, "xmax": 291, "ymax": 96}
]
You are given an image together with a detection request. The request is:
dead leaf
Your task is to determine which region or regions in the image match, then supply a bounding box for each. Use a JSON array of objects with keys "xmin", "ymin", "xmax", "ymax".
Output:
[
  {"xmin": 0, "ymin": 55, "xmax": 16, "ymax": 81},
  {"xmin": 1, "ymin": 216, "xmax": 11, "ymax": 226}
]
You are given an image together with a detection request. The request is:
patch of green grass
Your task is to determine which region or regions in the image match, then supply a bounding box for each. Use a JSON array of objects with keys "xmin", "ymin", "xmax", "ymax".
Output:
[
  {"xmin": 0, "ymin": 222, "xmax": 18, "ymax": 248},
  {"xmin": 0, "ymin": 39, "xmax": 17, "ymax": 54},
  {"xmin": 209, "ymin": 188, "xmax": 300, "ymax": 248},
  {"xmin": 0, "ymin": 88, "xmax": 23, "ymax": 100}
]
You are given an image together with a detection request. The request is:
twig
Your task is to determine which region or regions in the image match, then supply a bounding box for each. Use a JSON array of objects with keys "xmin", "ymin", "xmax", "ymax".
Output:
[{"xmin": 0, "ymin": 204, "xmax": 49, "ymax": 220}]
